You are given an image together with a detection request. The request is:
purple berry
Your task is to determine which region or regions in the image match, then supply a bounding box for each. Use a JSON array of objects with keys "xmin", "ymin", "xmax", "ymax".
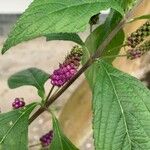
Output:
[
  {"xmin": 70, "ymin": 69, "xmax": 77, "ymax": 75},
  {"xmin": 66, "ymin": 65, "xmax": 71, "ymax": 70},
  {"xmin": 12, "ymin": 98, "xmax": 25, "ymax": 109},
  {"xmin": 40, "ymin": 130, "xmax": 53, "ymax": 147}
]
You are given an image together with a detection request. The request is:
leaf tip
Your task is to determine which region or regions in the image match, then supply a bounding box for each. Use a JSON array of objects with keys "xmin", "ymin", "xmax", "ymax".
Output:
[
  {"xmin": 7, "ymin": 79, "xmax": 13, "ymax": 89},
  {"xmin": 1, "ymin": 47, "xmax": 5, "ymax": 55},
  {"xmin": 1, "ymin": 43, "xmax": 8, "ymax": 55}
]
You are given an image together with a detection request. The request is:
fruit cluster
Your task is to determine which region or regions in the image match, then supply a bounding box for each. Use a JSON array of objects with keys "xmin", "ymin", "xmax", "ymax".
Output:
[
  {"xmin": 126, "ymin": 20, "xmax": 150, "ymax": 48},
  {"xmin": 50, "ymin": 45, "xmax": 83, "ymax": 87},
  {"xmin": 125, "ymin": 20, "xmax": 150, "ymax": 59},
  {"xmin": 40, "ymin": 130, "xmax": 53, "ymax": 147},
  {"xmin": 127, "ymin": 40, "xmax": 150, "ymax": 59},
  {"xmin": 12, "ymin": 98, "xmax": 25, "ymax": 109}
]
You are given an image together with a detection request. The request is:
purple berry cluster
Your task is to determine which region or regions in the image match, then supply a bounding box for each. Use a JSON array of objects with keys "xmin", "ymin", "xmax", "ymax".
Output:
[
  {"xmin": 127, "ymin": 40, "xmax": 150, "ymax": 59},
  {"xmin": 40, "ymin": 130, "xmax": 53, "ymax": 147},
  {"xmin": 50, "ymin": 45, "xmax": 83, "ymax": 87},
  {"xmin": 127, "ymin": 49, "xmax": 143, "ymax": 59},
  {"xmin": 51, "ymin": 64, "xmax": 77, "ymax": 86},
  {"xmin": 12, "ymin": 98, "xmax": 25, "ymax": 109}
]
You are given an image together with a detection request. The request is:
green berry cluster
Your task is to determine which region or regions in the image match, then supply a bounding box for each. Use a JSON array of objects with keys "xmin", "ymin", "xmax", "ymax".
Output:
[
  {"xmin": 127, "ymin": 40, "xmax": 150, "ymax": 59},
  {"xmin": 126, "ymin": 20, "xmax": 150, "ymax": 48}
]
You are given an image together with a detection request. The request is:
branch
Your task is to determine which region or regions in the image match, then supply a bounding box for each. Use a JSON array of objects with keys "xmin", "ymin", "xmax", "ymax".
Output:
[
  {"xmin": 29, "ymin": 59, "xmax": 93, "ymax": 124},
  {"xmin": 29, "ymin": 0, "xmax": 143, "ymax": 124}
]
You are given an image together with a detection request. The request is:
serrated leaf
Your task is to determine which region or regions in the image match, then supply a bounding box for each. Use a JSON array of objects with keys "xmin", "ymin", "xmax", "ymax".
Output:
[
  {"xmin": 82, "ymin": 10, "xmax": 124, "ymax": 88},
  {"xmin": 128, "ymin": 14, "xmax": 150, "ymax": 23},
  {"xmin": 93, "ymin": 60, "xmax": 150, "ymax": 150},
  {"xmin": 46, "ymin": 33, "xmax": 84, "ymax": 45},
  {"xmin": 1, "ymin": 0, "xmax": 124, "ymax": 54},
  {"xmin": 8, "ymin": 68, "xmax": 49, "ymax": 99},
  {"xmin": 0, "ymin": 103, "xmax": 37, "ymax": 150},
  {"xmin": 50, "ymin": 115, "xmax": 79, "ymax": 150}
]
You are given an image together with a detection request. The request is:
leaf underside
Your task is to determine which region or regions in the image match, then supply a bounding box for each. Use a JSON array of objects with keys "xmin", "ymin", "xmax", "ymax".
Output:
[{"xmin": 93, "ymin": 60, "xmax": 150, "ymax": 150}]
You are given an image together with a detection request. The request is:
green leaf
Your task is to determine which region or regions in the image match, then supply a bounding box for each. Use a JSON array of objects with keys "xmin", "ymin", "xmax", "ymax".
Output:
[
  {"xmin": 85, "ymin": 12, "xmax": 124, "ymax": 61},
  {"xmin": 82, "ymin": 10, "xmax": 124, "ymax": 88},
  {"xmin": 122, "ymin": 0, "xmax": 138, "ymax": 11},
  {"xmin": 0, "ymin": 103, "xmax": 37, "ymax": 150},
  {"xmin": 8, "ymin": 68, "xmax": 49, "ymax": 99},
  {"xmin": 46, "ymin": 33, "xmax": 84, "ymax": 45},
  {"xmin": 93, "ymin": 60, "xmax": 150, "ymax": 150},
  {"xmin": 50, "ymin": 115, "xmax": 79, "ymax": 150},
  {"xmin": 128, "ymin": 14, "xmax": 150, "ymax": 23},
  {"xmin": 1, "ymin": 0, "xmax": 124, "ymax": 54}
]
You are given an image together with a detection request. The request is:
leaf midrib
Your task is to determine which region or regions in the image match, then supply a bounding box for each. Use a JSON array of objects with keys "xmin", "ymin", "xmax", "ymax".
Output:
[
  {"xmin": 0, "ymin": 104, "xmax": 36, "ymax": 144},
  {"xmin": 53, "ymin": 117, "xmax": 64, "ymax": 150},
  {"xmin": 110, "ymin": 74, "xmax": 150, "ymax": 139},
  {"xmin": 53, "ymin": 117, "xmax": 78, "ymax": 150},
  {"xmin": 28, "ymin": 70, "xmax": 44, "ymax": 91},
  {"xmin": 110, "ymin": 74, "xmax": 150, "ymax": 113},
  {"xmin": 101, "ymin": 63, "xmax": 132, "ymax": 149}
]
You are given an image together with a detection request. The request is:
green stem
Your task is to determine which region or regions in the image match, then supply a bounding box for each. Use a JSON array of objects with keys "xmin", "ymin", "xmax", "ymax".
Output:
[
  {"xmin": 52, "ymin": 87, "xmax": 60, "ymax": 96},
  {"xmin": 45, "ymin": 85, "xmax": 55, "ymax": 103},
  {"xmin": 102, "ymin": 54, "xmax": 127, "ymax": 59},
  {"xmin": 106, "ymin": 44, "xmax": 127, "ymax": 53}
]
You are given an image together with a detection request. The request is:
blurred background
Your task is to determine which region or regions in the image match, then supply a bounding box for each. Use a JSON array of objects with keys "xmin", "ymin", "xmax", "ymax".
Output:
[
  {"xmin": 0, "ymin": 0, "xmax": 32, "ymax": 36},
  {"xmin": 0, "ymin": 0, "xmax": 32, "ymax": 14},
  {"xmin": 0, "ymin": 0, "xmax": 150, "ymax": 150}
]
